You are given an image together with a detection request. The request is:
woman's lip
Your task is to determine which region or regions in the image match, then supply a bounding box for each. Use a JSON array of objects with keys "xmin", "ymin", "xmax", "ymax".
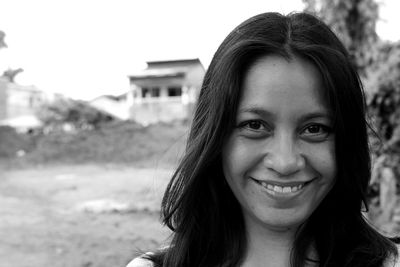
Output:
[
  {"xmin": 249, "ymin": 177, "xmax": 315, "ymax": 187},
  {"xmin": 250, "ymin": 177, "xmax": 317, "ymax": 197}
]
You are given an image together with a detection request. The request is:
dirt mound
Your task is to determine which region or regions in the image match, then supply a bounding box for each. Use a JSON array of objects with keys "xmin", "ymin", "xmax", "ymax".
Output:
[
  {"xmin": 2, "ymin": 120, "xmax": 189, "ymax": 168},
  {"xmin": 0, "ymin": 126, "xmax": 36, "ymax": 158}
]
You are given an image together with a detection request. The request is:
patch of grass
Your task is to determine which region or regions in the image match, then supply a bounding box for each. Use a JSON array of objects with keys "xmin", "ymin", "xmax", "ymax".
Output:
[
  {"xmin": 0, "ymin": 126, "xmax": 37, "ymax": 158},
  {"xmin": 1, "ymin": 120, "xmax": 189, "ymax": 169}
]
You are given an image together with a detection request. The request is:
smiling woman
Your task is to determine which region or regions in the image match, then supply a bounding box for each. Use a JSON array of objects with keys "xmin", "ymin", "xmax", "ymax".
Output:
[
  {"xmin": 127, "ymin": 12, "xmax": 399, "ymax": 267},
  {"xmin": 222, "ymin": 55, "xmax": 337, "ymax": 241}
]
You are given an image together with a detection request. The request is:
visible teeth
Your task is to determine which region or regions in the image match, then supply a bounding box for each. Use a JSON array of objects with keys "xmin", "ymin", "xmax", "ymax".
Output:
[
  {"xmin": 282, "ymin": 187, "xmax": 291, "ymax": 193},
  {"xmin": 274, "ymin": 186, "xmax": 283, "ymax": 193},
  {"xmin": 256, "ymin": 179, "xmax": 305, "ymax": 194}
]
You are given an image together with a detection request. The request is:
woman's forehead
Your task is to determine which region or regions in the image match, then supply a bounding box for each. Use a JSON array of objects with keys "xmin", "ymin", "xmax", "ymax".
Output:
[{"xmin": 237, "ymin": 54, "xmax": 330, "ymax": 117}]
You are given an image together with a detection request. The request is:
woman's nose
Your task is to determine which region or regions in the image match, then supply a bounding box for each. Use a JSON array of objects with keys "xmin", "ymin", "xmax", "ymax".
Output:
[{"xmin": 263, "ymin": 134, "xmax": 305, "ymax": 176}]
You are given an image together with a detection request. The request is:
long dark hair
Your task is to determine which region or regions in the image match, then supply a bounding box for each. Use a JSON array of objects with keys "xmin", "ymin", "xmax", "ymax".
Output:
[{"xmin": 147, "ymin": 12, "xmax": 398, "ymax": 267}]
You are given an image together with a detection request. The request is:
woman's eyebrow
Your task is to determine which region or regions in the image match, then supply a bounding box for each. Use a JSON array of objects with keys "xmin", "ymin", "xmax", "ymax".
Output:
[
  {"xmin": 238, "ymin": 108, "xmax": 332, "ymax": 121},
  {"xmin": 238, "ymin": 107, "xmax": 275, "ymax": 118},
  {"xmin": 300, "ymin": 112, "xmax": 332, "ymax": 122}
]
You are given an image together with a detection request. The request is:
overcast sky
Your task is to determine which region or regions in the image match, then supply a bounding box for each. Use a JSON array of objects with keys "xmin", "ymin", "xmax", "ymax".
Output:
[{"xmin": 0, "ymin": 0, "xmax": 399, "ymax": 100}]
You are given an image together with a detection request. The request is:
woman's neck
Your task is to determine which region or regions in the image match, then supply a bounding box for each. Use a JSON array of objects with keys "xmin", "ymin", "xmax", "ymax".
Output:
[{"xmin": 241, "ymin": 219, "xmax": 298, "ymax": 267}]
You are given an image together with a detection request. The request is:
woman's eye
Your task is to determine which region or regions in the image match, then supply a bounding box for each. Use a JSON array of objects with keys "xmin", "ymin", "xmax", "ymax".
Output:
[
  {"xmin": 237, "ymin": 120, "xmax": 272, "ymax": 138},
  {"xmin": 239, "ymin": 120, "xmax": 265, "ymax": 131},
  {"xmin": 247, "ymin": 120, "xmax": 263, "ymax": 130},
  {"xmin": 306, "ymin": 125, "xmax": 323, "ymax": 134},
  {"xmin": 302, "ymin": 124, "xmax": 332, "ymax": 139}
]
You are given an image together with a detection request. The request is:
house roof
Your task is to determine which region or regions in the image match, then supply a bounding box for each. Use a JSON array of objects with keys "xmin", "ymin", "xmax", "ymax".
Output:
[
  {"xmin": 6, "ymin": 83, "xmax": 42, "ymax": 93},
  {"xmin": 128, "ymin": 69, "xmax": 186, "ymax": 79},
  {"xmin": 128, "ymin": 58, "xmax": 204, "ymax": 80},
  {"xmin": 90, "ymin": 93, "xmax": 128, "ymax": 103},
  {"xmin": 146, "ymin": 58, "xmax": 202, "ymax": 67}
]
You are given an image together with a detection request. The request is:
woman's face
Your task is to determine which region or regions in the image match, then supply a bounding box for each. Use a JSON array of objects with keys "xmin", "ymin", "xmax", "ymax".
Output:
[{"xmin": 222, "ymin": 55, "xmax": 336, "ymax": 233}]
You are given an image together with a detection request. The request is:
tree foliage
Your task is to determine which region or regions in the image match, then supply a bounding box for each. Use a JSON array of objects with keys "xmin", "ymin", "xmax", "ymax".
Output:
[
  {"xmin": 37, "ymin": 98, "xmax": 116, "ymax": 131},
  {"xmin": 0, "ymin": 30, "xmax": 7, "ymax": 49},
  {"xmin": 2, "ymin": 68, "xmax": 24, "ymax": 83},
  {"xmin": 367, "ymin": 41, "xmax": 400, "ymax": 174},
  {"xmin": 0, "ymin": 31, "xmax": 24, "ymax": 83},
  {"xmin": 302, "ymin": 0, "xmax": 379, "ymax": 76}
]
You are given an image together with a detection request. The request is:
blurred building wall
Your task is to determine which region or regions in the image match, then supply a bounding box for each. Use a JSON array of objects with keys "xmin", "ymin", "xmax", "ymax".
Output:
[
  {"xmin": 128, "ymin": 58, "xmax": 205, "ymax": 125},
  {"xmin": 0, "ymin": 78, "xmax": 7, "ymax": 120},
  {"xmin": 0, "ymin": 79, "xmax": 47, "ymax": 130},
  {"xmin": 6, "ymin": 83, "xmax": 44, "ymax": 118}
]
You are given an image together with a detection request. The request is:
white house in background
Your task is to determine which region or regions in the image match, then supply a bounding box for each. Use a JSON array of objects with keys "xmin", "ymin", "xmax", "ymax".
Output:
[
  {"xmin": 0, "ymin": 77, "xmax": 48, "ymax": 131},
  {"xmin": 127, "ymin": 58, "xmax": 205, "ymax": 125}
]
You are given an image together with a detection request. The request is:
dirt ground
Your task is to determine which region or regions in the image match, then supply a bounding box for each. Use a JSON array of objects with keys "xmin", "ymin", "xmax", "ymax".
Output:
[
  {"xmin": 0, "ymin": 164, "xmax": 173, "ymax": 267},
  {"xmin": 1, "ymin": 163, "xmax": 399, "ymax": 267}
]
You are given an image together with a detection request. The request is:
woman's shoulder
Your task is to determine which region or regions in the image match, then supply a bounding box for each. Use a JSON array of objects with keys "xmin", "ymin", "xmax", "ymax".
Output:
[
  {"xmin": 126, "ymin": 254, "xmax": 154, "ymax": 267},
  {"xmin": 126, "ymin": 246, "xmax": 168, "ymax": 267},
  {"xmin": 384, "ymin": 244, "xmax": 400, "ymax": 267}
]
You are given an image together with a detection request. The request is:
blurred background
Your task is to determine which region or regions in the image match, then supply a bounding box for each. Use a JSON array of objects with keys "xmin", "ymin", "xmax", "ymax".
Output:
[{"xmin": 0, "ymin": 0, "xmax": 399, "ymax": 266}]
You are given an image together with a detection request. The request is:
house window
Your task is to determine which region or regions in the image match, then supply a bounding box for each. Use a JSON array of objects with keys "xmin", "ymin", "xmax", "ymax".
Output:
[
  {"xmin": 168, "ymin": 87, "xmax": 182, "ymax": 97},
  {"xmin": 142, "ymin": 87, "xmax": 160, "ymax": 97},
  {"xmin": 151, "ymin": 87, "xmax": 160, "ymax": 97},
  {"xmin": 142, "ymin": 87, "xmax": 150, "ymax": 97}
]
